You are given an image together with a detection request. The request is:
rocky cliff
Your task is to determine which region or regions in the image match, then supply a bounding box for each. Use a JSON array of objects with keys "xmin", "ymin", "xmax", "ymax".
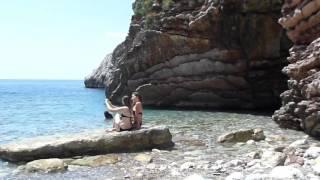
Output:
[
  {"xmin": 85, "ymin": 54, "xmax": 113, "ymax": 88},
  {"xmin": 85, "ymin": 0, "xmax": 290, "ymax": 109},
  {"xmin": 273, "ymin": 0, "xmax": 320, "ymax": 137}
]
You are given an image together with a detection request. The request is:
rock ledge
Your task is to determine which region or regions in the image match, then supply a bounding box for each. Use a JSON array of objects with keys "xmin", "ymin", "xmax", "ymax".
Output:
[{"xmin": 0, "ymin": 126, "xmax": 174, "ymax": 162}]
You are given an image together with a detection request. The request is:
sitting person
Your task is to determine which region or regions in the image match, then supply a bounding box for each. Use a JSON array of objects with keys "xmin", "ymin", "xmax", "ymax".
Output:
[
  {"xmin": 131, "ymin": 92, "xmax": 143, "ymax": 129},
  {"xmin": 105, "ymin": 96, "xmax": 133, "ymax": 132}
]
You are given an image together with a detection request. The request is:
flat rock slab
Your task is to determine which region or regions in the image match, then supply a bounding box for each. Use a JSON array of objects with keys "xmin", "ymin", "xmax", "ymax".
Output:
[{"xmin": 0, "ymin": 126, "xmax": 174, "ymax": 162}]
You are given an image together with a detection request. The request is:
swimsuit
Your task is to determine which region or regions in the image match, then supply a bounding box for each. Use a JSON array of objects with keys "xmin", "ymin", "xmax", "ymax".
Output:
[
  {"xmin": 120, "ymin": 113, "xmax": 133, "ymax": 120},
  {"xmin": 114, "ymin": 113, "xmax": 132, "ymax": 131},
  {"xmin": 133, "ymin": 111, "xmax": 143, "ymax": 116},
  {"xmin": 133, "ymin": 111, "xmax": 143, "ymax": 127}
]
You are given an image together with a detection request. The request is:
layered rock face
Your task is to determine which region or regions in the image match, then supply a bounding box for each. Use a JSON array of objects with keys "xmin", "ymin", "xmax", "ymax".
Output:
[
  {"xmin": 273, "ymin": 0, "xmax": 320, "ymax": 137},
  {"xmin": 85, "ymin": 0, "xmax": 290, "ymax": 109}
]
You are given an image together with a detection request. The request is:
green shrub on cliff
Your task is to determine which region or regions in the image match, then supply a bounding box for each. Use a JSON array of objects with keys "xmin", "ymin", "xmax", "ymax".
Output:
[
  {"xmin": 132, "ymin": 0, "xmax": 153, "ymax": 17},
  {"xmin": 133, "ymin": 0, "xmax": 173, "ymax": 17},
  {"xmin": 133, "ymin": 0, "xmax": 173, "ymax": 29},
  {"xmin": 162, "ymin": 0, "xmax": 173, "ymax": 10}
]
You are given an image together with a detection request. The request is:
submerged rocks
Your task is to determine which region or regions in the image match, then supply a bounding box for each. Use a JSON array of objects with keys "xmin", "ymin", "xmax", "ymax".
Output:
[
  {"xmin": 217, "ymin": 128, "xmax": 265, "ymax": 143},
  {"xmin": 70, "ymin": 154, "xmax": 120, "ymax": 167},
  {"xmin": 0, "ymin": 126, "xmax": 174, "ymax": 162},
  {"xmin": 85, "ymin": 0, "xmax": 289, "ymax": 109}
]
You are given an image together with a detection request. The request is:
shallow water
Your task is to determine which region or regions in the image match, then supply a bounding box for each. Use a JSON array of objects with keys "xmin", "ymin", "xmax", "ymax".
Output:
[{"xmin": 0, "ymin": 80, "xmax": 312, "ymax": 179}]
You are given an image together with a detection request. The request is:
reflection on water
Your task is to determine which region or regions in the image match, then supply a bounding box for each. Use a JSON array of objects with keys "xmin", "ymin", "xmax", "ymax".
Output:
[{"xmin": 1, "ymin": 109, "xmax": 311, "ymax": 179}]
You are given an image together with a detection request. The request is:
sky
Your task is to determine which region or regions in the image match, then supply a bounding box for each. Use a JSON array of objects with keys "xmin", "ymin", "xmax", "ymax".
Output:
[{"xmin": 0, "ymin": 0, "xmax": 134, "ymax": 80}]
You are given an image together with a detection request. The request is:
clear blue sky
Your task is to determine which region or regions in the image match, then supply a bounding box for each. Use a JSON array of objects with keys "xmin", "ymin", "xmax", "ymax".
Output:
[{"xmin": 0, "ymin": 0, "xmax": 134, "ymax": 80}]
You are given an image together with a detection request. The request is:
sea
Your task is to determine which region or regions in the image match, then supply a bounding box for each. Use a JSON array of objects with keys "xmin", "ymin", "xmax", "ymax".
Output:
[
  {"xmin": 0, "ymin": 80, "xmax": 108, "ymax": 144},
  {"xmin": 0, "ymin": 80, "xmax": 310, "ymax": 179}
]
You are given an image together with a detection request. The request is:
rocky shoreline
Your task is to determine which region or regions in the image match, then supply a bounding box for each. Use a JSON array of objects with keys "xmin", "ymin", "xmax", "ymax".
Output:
[
  {"xmin": 0, "ymin": 110, "xmax": 320, "ymax": 180},
  {"xmin": 4, "ymin": 124, "xmax": 320, "ymax": 180},
  {"xmin": 221, "ymin": 129, "xmax": 320, "ymax": 180}
]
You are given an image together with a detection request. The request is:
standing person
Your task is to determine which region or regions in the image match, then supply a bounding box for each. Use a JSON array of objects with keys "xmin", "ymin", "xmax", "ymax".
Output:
[
  {"xmin": 131, "ymin": 92, "xmax": 143, "ymax": 129},
  {"xmin": 105, "ymin": 96, "xmax": 133, "ymax": 132}
]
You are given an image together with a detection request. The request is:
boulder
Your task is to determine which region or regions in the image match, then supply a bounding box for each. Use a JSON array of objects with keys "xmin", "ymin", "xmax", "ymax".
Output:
[
  {"xmin": 284, "ymin": 154, "xmax": 304, "ymax": 166},
  {"xmin": 23, "ymin": 158, "xmax": 67, "ymax": 173},
  {"xmin": 0, "ymin": 126, "xmax": 174, "ymax": 162},
  {"xmin": 217, "ymin": 129, "xmax": 265, "ymax": 143},
  {"xmin": 261, "ymin": 150, "xmax": 286, "ymax": 167}
]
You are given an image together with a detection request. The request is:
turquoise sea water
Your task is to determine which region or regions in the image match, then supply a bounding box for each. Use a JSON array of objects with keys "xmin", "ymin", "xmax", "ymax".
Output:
[{"xmin": 0, "ymin": 80, "xmax": 108, "ymax": 144}]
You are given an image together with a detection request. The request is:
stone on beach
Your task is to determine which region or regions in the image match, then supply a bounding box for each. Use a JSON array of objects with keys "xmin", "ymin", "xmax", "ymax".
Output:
[
  {"xmin": 0, "ymin": 126, "xmax": 174, "ymax": 162},
  {"xmin": 261, "ymin": 150, "xmax": 286, "ymax": 167},
  {"xmin": 70, "ymin": 154, "xmax": 120, "ymax": 167},
  {"xmin": 134, "ymin": 154, "xmax": 153, "ymax": 163},
  {"xmin": 180, "ymin": 162, "xmax": 196, "ymax": 170},
  {"xmin": 22, "ymin": 158, "xmax": 67, "ymax": 173},
  {"xmin": 217, "ymin": 129, "xmax": 265, "ymax": 143},
  {"xmin": 304, "ymin": 147, "xmax": 320, "ymax": 159}
]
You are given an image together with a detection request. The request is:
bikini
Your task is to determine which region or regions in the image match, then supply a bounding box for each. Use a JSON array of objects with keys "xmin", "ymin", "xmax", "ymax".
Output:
[
  {"xmin": 120, "ymin": 113, "xmax": 133, "ymax": 120},
  {"xmin": 133, "ymin": 111, "xmax": 143, "ymax": 127},
  {"xmin": 133, "ymin": 111, "xmax": 143, "ymax": 116},
  {"xmin": 119, "ymin": 113, "xmax": 134, "ymax": 131}
]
